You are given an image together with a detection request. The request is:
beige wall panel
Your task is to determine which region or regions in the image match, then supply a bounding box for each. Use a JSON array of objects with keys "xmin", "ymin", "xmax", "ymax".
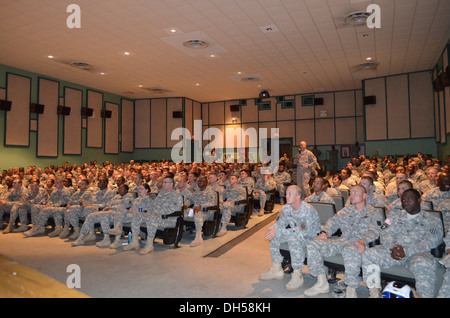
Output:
[
  {"xmin": 167, "ymin": 98, "xmax": 183, "ymax": 148},
  {"xmin": 335, "ymin": 117, "xmax": 356, "ymax": 145},
  {"xmin": 364, "ymin": 77, "xmax": 387, "ymax": 140},
  {"xmin": 86, "ymin": 90, "xmax": 103, "ymax": 148},
  {"xmin": 409, "ymin": 71, "xmax": 435, "ymax": 138},
  {"xmin": 258, "ymin": 98, "xmax": 276, "ymax": 122},
  {"xmin": 335, "ymin": 91, "xmax": 355, "ymax": 117},
  {"xmin": 151, "ymin": 99, "xmax": 167, "ymax": 148},
  {"xmin": 104, "ymin": 102, "xmax": 119, "ymax": 154},
  {"xmin": 208, "ymin": 102, "xmax": 224, "ymax": 125},
  {"xmin": 241, "ymin": 99, "xmax": 258, "ymax": 123},
  {"xmin": 314, "ymin": 93, "xmax": 334, "ymax": 118},
  {"xmin": 6, "ymin": 74, "xmax": 30, "ymax": 146},
  {"xmin": 386, "ymin": 75, "xmax": 410, "ymax": 139},
  {"xmin": 296, "ymin": 120, "xmax": 314, "ymax": 145},
  {"xmin": 121, "ymin": 99, "xmax": 134, "ymax": 152},
  {"xmin": 276, "ymin": 96, "xmax": 295, "ymax": 121},
  {"xmin": 134, "ymin": 99, "xmax": 150, "ymax": 148},
  {"xmin": 315, "ymin": 118, "xmax": 334, "ymax": 145},
  {"xmin": 295, "ymin": 95, "xmax": 315, "ymax": 119},
  {"xmin": 63, "ymin": 87, "xmax": 82, "ymax": 155},
  {"xmin": 37, "ymin": 78, "xmax": 58, "ymax": 157},
  {"xmin": 277, "ymin": 120, "xmax": 295, "ymax": 140}
]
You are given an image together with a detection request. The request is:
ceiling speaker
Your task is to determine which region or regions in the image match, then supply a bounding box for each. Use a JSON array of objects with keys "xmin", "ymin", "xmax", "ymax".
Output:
[{"xmin": 172, "ymin": 111, "xmax": 182, "ymax": 118}]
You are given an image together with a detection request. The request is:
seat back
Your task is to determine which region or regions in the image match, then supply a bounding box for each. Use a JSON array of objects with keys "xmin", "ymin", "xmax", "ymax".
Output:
[
  {"xmin": 331, "ymin": 196, "xmax": 344, "ymax": 212},
  {"xmin": 340, "ymin": 189, "xmax": 349, "ymax": 203},
  {"xmin": 309, "ymin": 202, "xmax": 336, "ymax": 226},
  {"xmin": 424, "ymin": 210, "xmax": 445, "ymax": 258}
]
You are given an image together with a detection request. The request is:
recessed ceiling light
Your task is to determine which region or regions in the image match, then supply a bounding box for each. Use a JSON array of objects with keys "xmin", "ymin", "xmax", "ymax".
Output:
[
  {"xmin": 47, "ymin": 55, "xmax": 54, "ymax": 59},
  {"xmin": 139, "ymin": 85, "xmax": 143, "ymax": 87},
  {"xmin": 237, "ymin": 72, "xmax": 242, "ymax": 75},
  {"xmin": 120, "ymin": 51, "xmax": 135, "ymax": 56},
  {"xmin": 366, "ymin": 57, "xmax": 372, "ymax": 61},
  {"xmin": 99, "ymin": 72, "xmax": 106, "ymax": 75},
  {"xmin": 195, "ymin": 83, "xmax": 200, "ymax": 86},
  {"xmin": 164, "ymin": 27, "xmax": 183, "ymax": 35}
]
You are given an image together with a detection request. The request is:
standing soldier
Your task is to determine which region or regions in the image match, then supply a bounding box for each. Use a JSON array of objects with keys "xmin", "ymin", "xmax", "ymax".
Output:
[
  {"xmin": 293, "ymin": 141, "xmax": 318, "ymax": 199},
  {"xmin": 259, "ymin": 185, "xmax": 320, "ymax": 290}
]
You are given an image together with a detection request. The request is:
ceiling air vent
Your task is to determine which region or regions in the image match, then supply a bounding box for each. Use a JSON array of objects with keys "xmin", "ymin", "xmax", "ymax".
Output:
[
  {"xmin": 359, "ymin": 61, "xmax": 378, "ymax": 69},
  {"xmin": 70, "ymin": 62, "xmax": 92, "ymax": 70},
  {"xmin": 241, "ymin": 77, "xmax": 259, "ymax": 83},
  {"xmin": 343, "ymin": 11, "xmax": 371, "ymax": 25},
  {"xmin": 182, "ymin": 40, "xmax": 209, "ymax": 49}
]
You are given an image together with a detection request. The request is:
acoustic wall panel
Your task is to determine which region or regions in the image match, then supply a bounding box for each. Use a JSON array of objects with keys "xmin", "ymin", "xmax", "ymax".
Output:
[
  {"xmin": 167, "ymin": 98, "xmax": 183, "ymax": 148},
  {"xmin": 208, "ymin": 102, "xmax": 224, "ymax": 125},
  {"xmin": 5, "ymin": 73, "xmax": 30, "ymax": 146},
  {"xmin": 409, "ymin": 71, "xmax": 435, "ymax": 139},
  {"xmin": 63, "ymin": 87, "xmax": 82, "ymax": 155},
  {"xmin": 335, "ymin": 91, "xmax": 355, "ymax": 117},
  {"xmin": 315, "ymin": 118, "xmax": 334, "ymax": 145},
  {"xmin": 86, "ymin": 90, "xmax": 103, "ymax": 148},
  {"xmin": 121, "ymin": 99, "xmax": 134, "ymax": 152},
  {"xmin": 296, "ymin": 120, "xmax": 314, "ymax": 145},
  {"xmin": 134, "ymin": 99, "xmax": 150, "ymax": 148},
  {"xmin": 241, "ymin": 98, "xmax": 257, "ymax": 123},
  {"xmin": 364, "ymin": 77, "xmax": 387, "ymax": 140},
  {"xmin": 335, "ymin": 117, "xmax": 356, "ymax": 145},
  {"xmin": 386, "ymin": 75, "xmax": 410, "ymax": 139},
  {"xmin": 104, "ymin": 102, "xmax": 119, "ymax": 154},
  {"xmin": 151, "ymin": 99, "xmax": 167, "ymax": 148},
  {"xmin": 37, "ymin": 78, "xmax": 58, "ymax": 157}
]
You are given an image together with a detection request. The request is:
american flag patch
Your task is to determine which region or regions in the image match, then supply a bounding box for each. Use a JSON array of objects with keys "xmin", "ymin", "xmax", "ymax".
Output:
[{"xmin": 384, "ymin": 218, "xmax": 392, "ymax": 226}]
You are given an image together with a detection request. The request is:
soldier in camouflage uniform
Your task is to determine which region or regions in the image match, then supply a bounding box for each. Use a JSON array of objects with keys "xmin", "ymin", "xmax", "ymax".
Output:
[
  {"xmin": 437, "ymin": 235, "xmax": 450, "ymax": 298},
  {"xmin": 59, "ymin": 178, "xmax": 93, "ymax": 239},
  {"xmin": 304, "ymin": 185, "xmax": 384, "ymax": 298},
  {"xmin": 72, "ymin": 184, "xmax": 134, "ymax": 247},
  {"xmin": 0, "ymin": 178, "xmax": 29, "ymax": 231},
  {"xmin": 305, "ymin": 177, "xmax": 335, "ymax": 204},
  {"xmin": 24, "ymin": 177, "xmax": 72, "ymax": 237},
  {"xmin": 65, "ymin": 176, "xmax": 116, "ymax": 240},
  {"xmin": 3, "ymin": 180, "xmax": 48, "ymax": 233},
  {"xmin": 260, "ymin": 185, "xmax": 320, "ymax": 291},
  {"xmin": 253, "ymin": 171, "xmax": 276, "ymax": 216},
  {"xmin": 437, "ymin": 198, "xmax": 450, "ymax": 233},
  {"xmin": 124, "ymin": 176, "xmax": 182, "ymax": 254},
  {"xmin": 185, "ymin": 176, "xmax": 218, "ymax": 247},
  {"xmin": 273, "ymin": 164, "xmax": 291, "ymax": 204},
  {"xmin": 344, "ymin": 176, "xmax": 388, "ymax": 209},
  {"xmin": 422, "ymin": 173, "xmax": 450, "ymax": 210},
  {"xmin": 108, "ymin": 183, "xmax": 154, "ymax": 249},
  {"xmin": 217, "ymin": 174, "xmax": 246, "ymax": 237},
  {"xmin": 293, "ymin": 141, "xmax": 318, "ymax": 199},
  {"xmin": 361, "ymin": 189, "xmax": 443, "ymax": 298}
]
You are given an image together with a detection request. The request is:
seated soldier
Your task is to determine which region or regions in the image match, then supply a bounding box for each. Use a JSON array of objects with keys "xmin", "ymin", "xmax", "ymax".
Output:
[
  {"xmin": 305, "ymin": 177, "xmax": 335, "ymax": 204},
  {"xmin": 0, "ymin": 178, "xmax": 29, "ymax": 230},
  {"xmin": 422, "ymin": 172, "xmax": 450, "ymax": 210},
  {"xmin": 273, "ymin": 164, "xmax": 292, "ymax": 204},
  {"xmin": 123, "ymin": 176, "xmax": 182, "ymax": 254},
  {"xmin": 217, "ymin": 173, "xmax": 246, "ymax": 237},
  {"xmin": 71, "ymin": 184, "xmax": 134, "ymax": 247},
  {"xmin": 361, "ymin": 189, "xmax": 443, "ymax": 298},
  {"xmin": 253, "ymin": 170, "xmax": 277, "ymax": 216},
  {"xmin": 259, "ymin": 185, "xmax": 320, "ymax": 290}
]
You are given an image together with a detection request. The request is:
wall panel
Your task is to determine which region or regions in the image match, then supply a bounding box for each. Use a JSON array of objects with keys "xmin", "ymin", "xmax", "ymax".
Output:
[
  {"xmin": 5, "ymin": 73, "xmax": 30, "ymax": 146},
  {"xmin": 63, "ymin": 87, "xmax": 82, "ymax": 155},
  {"xmin": 104, "ymin": 102, "xmax": 119, "ymax": 154},
  {"xmin": 86, "ymin": 90, "xmax": 103, "ymax": 148},
  {"xmin": 37, "ymin": 78, "xmax": 58, "ymax": 157}
]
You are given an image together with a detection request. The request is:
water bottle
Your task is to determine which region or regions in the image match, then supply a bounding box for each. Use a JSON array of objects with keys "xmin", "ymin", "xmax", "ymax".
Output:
[{"xmin": 128, "ymin": 231, "xmax": 132, "ymax": 244}]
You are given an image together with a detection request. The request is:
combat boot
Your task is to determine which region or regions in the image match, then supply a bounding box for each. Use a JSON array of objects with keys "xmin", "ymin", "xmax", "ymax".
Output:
[
  {"xmin": 109, "ymin": 235, "xmax": 122, "ymax": 249},
  {"xmin": 72, "ymin": 234, "xmax": 86, "ymax": 246},
  {"xmin": 259, "ymin": 263, "xmax": 284, "ymax": 280},
  {"xmin": 2, "ymin": 223, "xmax": 14, "ymax": 234},
  {"xmin": 190, "ymin": 231, "xmax": 203, "ymax": 247},
  {"xmin": 69, "ymin": 226, "xmax": 80, "ymax": 240},
  {"xmin": 24, "ymin": 225, "xmax": 45, "ymax": 237},
  {"xmin": 13, "ymin": 223, "xmax": 29, "ymax": 233},
  {"xmin": 123, "ymin": 235, "xmax": 140, "ymax": 251},
  {"xmin": 108, "ymin": 223, "xmax": 122, "ymax": 236},
  {"xmin": 369, "ymin": 287, "xmax": 381, "ymax": 298},
  {"xmin": 59, "ymin": 225, "xmax": 71, "ymax": 239},
  {"xmin": 96, "ymin": 234, "xmax": 111, "ymax": 248},
  {"xmin": 139, "ymin": 240, "xmax": 154, "ymax": 255},
  {"xmin": 84, "ymin": 229, "xmax": 96, "ymax": 242},
  {"xmin": 48, "ymin": 225, "xmax": 63, "ymax": 237},
  {"xmin": 286, "ymin": 269, "xmax": 304, "ymax": 290},
  {"xmin": 304, "ymin": 274, "xmax": 329, "ymax": 296},
  {"xmin": 215, "ymin": 225, "xmax": 227, "ymax": 237}
]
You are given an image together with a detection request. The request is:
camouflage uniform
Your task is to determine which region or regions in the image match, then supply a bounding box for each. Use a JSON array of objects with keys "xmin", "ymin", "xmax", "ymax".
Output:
[
  {"xmin": 270, "ymin": 201, "xmax": 320, "ymax": 270},
  {"xmin": 184, "ymin": 187, "xmax": 217, "ymax": 233},
  {"xmin": 293, "ymin": 150, "xmax": 318, "ymax": 199},
  {"xmin": 221, "ymin": 184, "xmax": 246, "ymax": 229},
  {"xmin": 79, "ymin": 192, "xmax": 134, "ymax": 236},
  {"xmin": 362, "ymin": 209, "xmax": 443, "ymax": 298},
  {"xmin": 437, "ymin": 236, "xmax": 450, "ymax": 298},
  {"xmin": 0, "ymin": 187, "xmax": 29, "ymax": 226},
  {"xmin": 344, "ymin": 188, "xmax": 388, "ymax": 209},
  {"xmin": 8, "ymin": 187, "xmax": 48, "ymax": 228},
  {"xmin": 62, "ymin": 188, "xmax": 93, "ymax": 228},
  {"xmin": 422, "ymin": 188, "xmax": 450, "ymax": 211},
  {"xmin": 130, "ymin": 189, "xmax": 183, "ymax": 239},
  {"xmin": 306, "ymin": 204, "xmax": 383, "ymax": 288},
  {"xmin": 33, "ymin": 187, "xmax": 72, "ymax": 227},
  {"xmin": 437, "ymin": 198, "xmax": 450, "ymax": 233},
  {"xmin": 254, "ymin": 177, "xmax": 276, "ymax": 211},
  {"xmin": 273, "ymin": 170, "xmax": 292, "ymax": 202},
  {"xmin": 65, "ymin": 187, "xmax": 116, "ymax": 229},
  {"xmin": 305, "ymin": 191, "xmax": 335, "ymax": 204},
  {"xmin": 114, "ymin": 194, "xmax": 153, "ymax": 228}
]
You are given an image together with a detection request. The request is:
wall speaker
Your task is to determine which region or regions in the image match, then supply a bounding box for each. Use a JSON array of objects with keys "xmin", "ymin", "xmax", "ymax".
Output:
[
  {"xmin": 230, "ymin": 105, "xmax": 240, "ymax": 112},
  {"xmin": 101, "ymin": 109, "xmax": 112, "ymax": 118},
  {"xmin": 363, "ymin": 95, "xmax": 377, "ymax": 105},
  {"xmin": 0, "ymin": 100, "xmax": 12, "ymax": 111},
  {"xmin": 172, "ymin": 111, "xmax": 183, "ymax": 118},
  {"xmin": 81, "ymin": 107, "xmax": 94, "ymax": 117},
  {"xmin": 30, "ymin": 103, "xmax": 45, "ymax": 114},
  {"xmin": 434, "ymin": 78, "xmax": 444, "ymax": 92},
  {"xmin": 439, "ymin": 71, "xmax": 450, "ymax": 87},
  {"xmin": 314, "ymin": 98, "xmax": 324, "ymax": 105},
  {"xmin": 57, "ymin": 106, "xmax": 71, "ymax": 115}
]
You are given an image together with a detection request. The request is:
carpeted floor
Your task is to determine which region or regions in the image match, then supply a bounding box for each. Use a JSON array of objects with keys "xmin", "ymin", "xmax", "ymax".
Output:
[{"xmin": 0, "ymin": 204, "xmax": 369, "ymax": 299}]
